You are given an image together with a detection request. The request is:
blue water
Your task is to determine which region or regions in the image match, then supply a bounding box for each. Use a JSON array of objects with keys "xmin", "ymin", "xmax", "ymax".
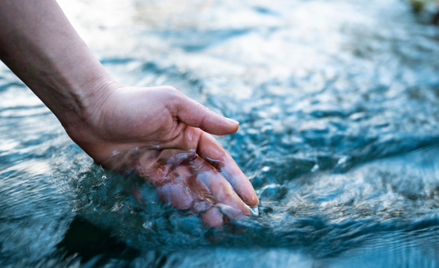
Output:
[{"xmin": 1, "ymin": 0, "xmax": 439, "ymax": 267}]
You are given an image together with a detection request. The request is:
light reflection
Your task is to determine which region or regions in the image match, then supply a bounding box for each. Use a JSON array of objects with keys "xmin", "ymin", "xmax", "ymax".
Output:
[{"xmin": 0, "ymin": 0, "xmax": 439, "ymax": 266}]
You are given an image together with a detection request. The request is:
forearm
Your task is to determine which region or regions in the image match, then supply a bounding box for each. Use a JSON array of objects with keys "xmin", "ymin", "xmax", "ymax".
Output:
[{"xmin": 0, "ymin": 0, "xmax": 115, "ymax": 127}]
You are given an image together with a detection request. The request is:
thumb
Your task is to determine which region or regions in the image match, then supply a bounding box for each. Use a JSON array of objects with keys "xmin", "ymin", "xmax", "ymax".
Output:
[{"xmin": 176, "ymin": 94, "xmax": 239, "ymax": 135}]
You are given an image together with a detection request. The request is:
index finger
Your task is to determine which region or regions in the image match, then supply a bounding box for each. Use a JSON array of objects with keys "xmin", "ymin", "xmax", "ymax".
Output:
[{"xmin": 196, "ymin": 132, "xmax": 259, "ymax": 207}]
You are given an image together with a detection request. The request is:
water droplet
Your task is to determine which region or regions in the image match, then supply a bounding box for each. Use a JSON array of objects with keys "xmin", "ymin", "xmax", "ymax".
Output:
[
  {"xmin": 143, "ymin": 221, "xmax": 153, "ymax": 229},
  {"xmin": 262, "ymin": 166, "xmax": 270, "ymax": 172}
]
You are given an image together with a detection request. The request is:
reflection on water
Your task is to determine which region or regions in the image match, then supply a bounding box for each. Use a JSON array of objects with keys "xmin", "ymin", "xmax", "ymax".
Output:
[{"xmin": 1, "ymin": 0, "xmax": 439, "ymax": 267}]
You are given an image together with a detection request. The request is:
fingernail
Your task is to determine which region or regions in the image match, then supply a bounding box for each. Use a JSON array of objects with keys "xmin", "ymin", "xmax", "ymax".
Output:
[{"xmin": 226, "ymin": 118, "xmax": 239, "ymax": 125}]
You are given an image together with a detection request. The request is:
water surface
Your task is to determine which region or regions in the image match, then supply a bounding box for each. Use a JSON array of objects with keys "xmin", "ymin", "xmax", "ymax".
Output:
[{"xmin": 1, "ymin": 0, "xmax": 439, "ymax": 267}]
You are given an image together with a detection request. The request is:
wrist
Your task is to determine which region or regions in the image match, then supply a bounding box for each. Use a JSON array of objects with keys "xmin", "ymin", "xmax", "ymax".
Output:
[
  {"xmin": 0, "ymin": 0, "xmax": 120, "ymax": 142},
  {"xmin": 60, "ymin": 73, "xmax": 120, "ymax": 142}
]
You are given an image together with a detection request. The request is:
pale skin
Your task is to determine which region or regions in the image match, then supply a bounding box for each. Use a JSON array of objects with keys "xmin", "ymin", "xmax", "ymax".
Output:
[{"xmin": 0, "ymin": 0, "xmax": 258, "ymax": 227}]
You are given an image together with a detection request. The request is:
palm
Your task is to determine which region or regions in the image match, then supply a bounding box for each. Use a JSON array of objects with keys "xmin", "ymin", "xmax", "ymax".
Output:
[{"xmin": 68, "ymin": 85, "xmax": 258, "ymax": 227}]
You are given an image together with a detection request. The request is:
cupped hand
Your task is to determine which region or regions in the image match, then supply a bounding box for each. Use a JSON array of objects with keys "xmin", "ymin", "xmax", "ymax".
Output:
[{"xmin": 65, "ymin": 84, "xmax": 258, "ymax": 227}]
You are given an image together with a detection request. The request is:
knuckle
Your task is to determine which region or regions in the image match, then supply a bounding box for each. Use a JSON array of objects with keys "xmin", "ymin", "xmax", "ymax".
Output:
[
  {"xmin": 162, "ymin": 86, "xmax": 181, "ymax": 96},
  {"xmin": 160, "ymin": 86, "xmax": 186, "ymax": 111}
]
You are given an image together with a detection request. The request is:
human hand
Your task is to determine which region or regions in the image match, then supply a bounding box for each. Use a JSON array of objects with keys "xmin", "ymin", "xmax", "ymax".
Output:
[
  {"xmin": 65, "ymin": 84, "xmax": 258, "ymax": 227},
  {"xmin": 0, "ymin": 0, "xmax": 257, "ymax": 227}
]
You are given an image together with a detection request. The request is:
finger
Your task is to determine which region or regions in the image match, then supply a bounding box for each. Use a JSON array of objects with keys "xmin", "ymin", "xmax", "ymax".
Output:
[
  {"xmin": 136, "ymin": 149, "xmax": 194, "ymax": 183},
  {"xmin": 155, "ymin": 178, "xmax": 195, "ymax": 210},
  {"xmin": 190, "ymin": 156, "xmax": 250, "ymax": 217},
  {"xmin": 197, "ymin": 133, "xmax": 259, "ymax": 207},
  {"xmin": 175, "ymin": 164, "xmax": 214, "ymax": 205},
  {"xmin": 137, "ymin": 150, "xmax": 196, "ymax": 210},
  {"xmin": 216, "ymin": 203, "xmax": 245, "ymax": 220},
  {"xmin": 175, "ymin": 164, "xmax": 248, "ymax": 226},
  {"xmin": 200, "ymin": 206, "xmax": 223, "ymax": 228},
  {"xmin": 165, "ymin": 165, "xmax": 225, "ymax": 229},
  {"xmin": 176, "ymin": 94, "xmax": 239, "ymax": 135},
  {"xmin": 175, "ymin": 164, "xmax": 216, "ymax": 215}
]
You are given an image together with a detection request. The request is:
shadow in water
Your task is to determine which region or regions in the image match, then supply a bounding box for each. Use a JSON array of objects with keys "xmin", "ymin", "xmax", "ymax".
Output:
[{"xmin": 57, "ymin": 217, "xmax": 139, "ymax": 267}]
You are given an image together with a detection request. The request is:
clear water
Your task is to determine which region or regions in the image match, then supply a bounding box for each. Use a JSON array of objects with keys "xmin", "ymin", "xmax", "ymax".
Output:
[{"xmin": 1, "ymin": 0, "xmax": 439, "ymax": 267}]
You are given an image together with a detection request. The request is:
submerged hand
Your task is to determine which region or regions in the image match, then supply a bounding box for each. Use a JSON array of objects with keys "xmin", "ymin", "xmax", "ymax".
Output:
[
  {"xmin": 65, "ymin": 84, "xmax": 258, "ymax": 227},
  {"xmin": 0, "ymin": 0, "xmax": 257, "ymax": 228}
]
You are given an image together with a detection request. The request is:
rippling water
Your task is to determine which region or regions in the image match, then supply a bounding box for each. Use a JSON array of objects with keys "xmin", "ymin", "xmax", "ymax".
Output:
[{"xmin": 1, "ymin": 0, "xmax": 439, "ymax": 267}]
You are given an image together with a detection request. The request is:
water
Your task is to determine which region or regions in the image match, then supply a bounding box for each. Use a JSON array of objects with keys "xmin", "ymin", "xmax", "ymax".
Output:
[{"xmin": 1, "ymin": 0, "xmax": 439, "ymax": 267}]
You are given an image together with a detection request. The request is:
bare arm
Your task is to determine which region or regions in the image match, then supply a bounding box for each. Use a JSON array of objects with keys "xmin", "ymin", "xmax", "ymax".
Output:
[
  {"xmin": 0, "ymin": 0, "xmax": 113, "ymax": 127},
  {"xmin": 0, "ymin": 0, "xmax": 258, "ymax": 227}
]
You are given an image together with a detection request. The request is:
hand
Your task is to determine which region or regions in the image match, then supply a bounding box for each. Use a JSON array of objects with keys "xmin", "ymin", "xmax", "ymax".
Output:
[
  {"xmin": 0, "ymin": 0, "xmax": 257, "ymax": 228},
  {"xmin": 65, "ymin": 84, "xmax": 259, "ymax": 227}
]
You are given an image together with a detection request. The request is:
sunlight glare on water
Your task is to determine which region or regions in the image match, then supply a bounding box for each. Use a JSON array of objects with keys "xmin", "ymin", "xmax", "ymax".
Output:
[{"xmin": 1, "ymin": 0, "xmax": 439, "ymax": 267}]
